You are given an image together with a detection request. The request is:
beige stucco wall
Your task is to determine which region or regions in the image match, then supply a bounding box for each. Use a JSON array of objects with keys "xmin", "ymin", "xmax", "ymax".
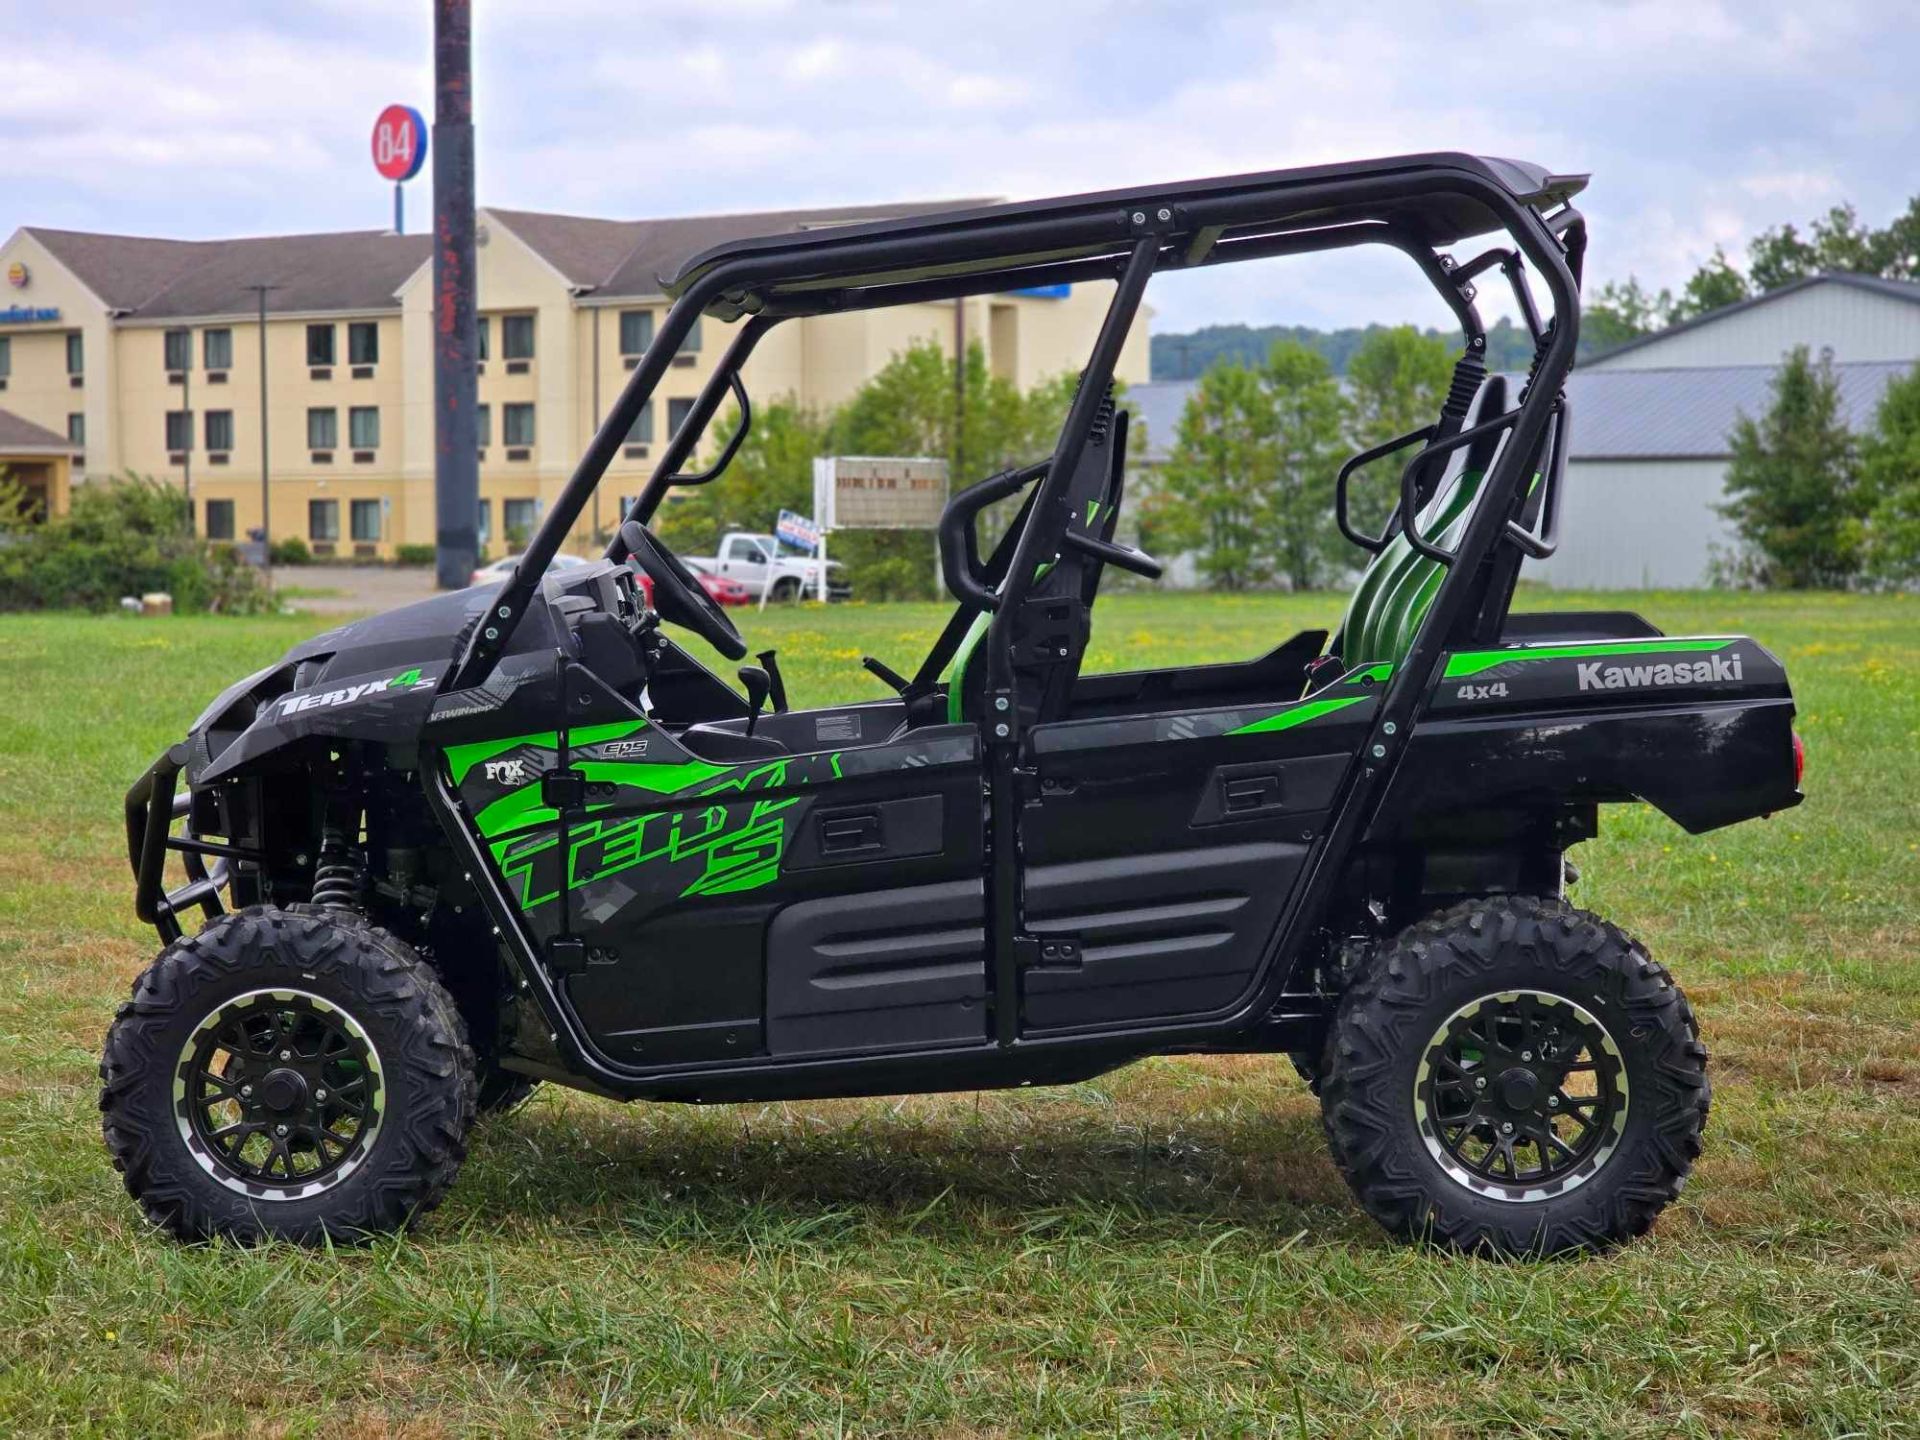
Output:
[{"xmin": 0, "ymin": 230, "xmax": 109, "ymax": 474}]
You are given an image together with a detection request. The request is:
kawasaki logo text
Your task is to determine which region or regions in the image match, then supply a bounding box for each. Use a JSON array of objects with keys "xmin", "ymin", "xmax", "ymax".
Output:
[{"xmin": 1576, "ymin": 652, "xmax": 1743, "ymax": 691}]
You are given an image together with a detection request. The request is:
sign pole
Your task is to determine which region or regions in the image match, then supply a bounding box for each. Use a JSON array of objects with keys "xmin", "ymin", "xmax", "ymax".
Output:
[
  {"xmin": 394, "ymin": 183, "xmax": 403, "ymax": 236},
  {"xmin": 430, "ymin": 3, "xmax": 478, "ymax": 591}
]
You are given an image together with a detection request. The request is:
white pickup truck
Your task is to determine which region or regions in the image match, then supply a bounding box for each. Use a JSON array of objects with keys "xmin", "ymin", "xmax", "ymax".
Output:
[{"xmin": 690, "ymin": 531, "xmax": 850, "ymax": 602}]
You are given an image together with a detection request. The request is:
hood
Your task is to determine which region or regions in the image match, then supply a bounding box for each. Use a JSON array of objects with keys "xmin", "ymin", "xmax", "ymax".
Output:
[{"xmin": 184, "ymin": 581, "xmax": 562, "ymax": 784}]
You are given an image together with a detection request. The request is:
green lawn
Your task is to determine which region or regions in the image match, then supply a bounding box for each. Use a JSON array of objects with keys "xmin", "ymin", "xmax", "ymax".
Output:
[{"xmin": 0, "ymin": 589, "xmax": 1914, "ymax": 1437}]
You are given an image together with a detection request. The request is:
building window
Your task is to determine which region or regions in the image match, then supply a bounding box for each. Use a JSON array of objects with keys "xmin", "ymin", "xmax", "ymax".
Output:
[
  {"xmin": 679, "ymin": 316, "xmax": 702, "ymax": 353},
  {"xmin": 476, "ymin": 316, "xmax": 489, "ymax": 362},
  {"xmin": 309, "ymin": 499, "xmax": 340, "ymax": 542},
  {"xmin": 66, "ymin": 331, "xmax": 84, "ymax": 376},
  {"xmin": 627, "ymin": 402, "xmax": 654, "ymax": 444},
  {"xmin": 307, "ymin": 407, "xmax": 338, "ymax": 450},
  {"xmin": 350, "ymin": 498, "xmax": 382, "ymax": 543},
  {"xmin": 476, "ymin": 403, "xmax": 491, "ymax": 447},
  {"xmin": 204, "ymin": 410, "xmax": 233, "ymax": 452},
  {"xmin": 0, "ymin": 336, "xmax": 10, "ymax": 378},
  {"xmin": 164, "ymin": 328, "xmax": 192, "ymax": 372},
  {"xmin": 503, "ymin": 497, "xmax": 538, "ymax": 544},
  {"xmin": 503, "ymin": 403, "xmax": 535, "ymax": 446},
  {"xmin": 205, "ymin": 498, "xmax": 235, "ymax": 541},
  {"xmin": 476, "ymin": 499, "xmax": 491, "ymax": 546},
  {"xmin": 349, "ymin": 406, "xmax": 380, "ymax": 449},
  {"xmin": 204, "ymin": 328, "xmax": 232, "ymax": 370},
  {"xmin": 306, "ymin": 324, "xmax": 335, "ymax": 366},
  {"xmin": 668, "ymin": 397, "xmax": 696, "ymax": 437},
  {"xmin": 67, "ymin": 413, "xmax": 85, "ymax": 446},
  {"xmin": 619, "ymin": 309, "xmax": 654, "ymax": 356},
  {"xmin": 165, "ymin": 410, "xmax": 193, "ymax": 452},
  {"xmin": 501, "ymin": 314, "xmax": 535, "ymax": 361},
  {"xmin": 348, "ymin": 322, "xmax": 379, "ymax": 366}
]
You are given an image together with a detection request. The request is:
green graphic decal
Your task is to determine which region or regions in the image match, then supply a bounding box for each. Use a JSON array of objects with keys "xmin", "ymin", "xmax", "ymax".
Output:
[
  {"xmin": 445, "ymin": 719, "xmax": 651, "ymax": 785},
  {"xmin": 1228, "ymin": 694, "xmax": 1368, "ymax": 736},
  {"xmin": 492, "ymin": 760, "xmax": 802, "ymax": 909},
  {"xmin": 1442, "ymin": 639, "xmax": 1733, "ymax": 681},
  {"xmin": 1344, "ymin": 663, "xmax": 1393, "ymax": 685}
]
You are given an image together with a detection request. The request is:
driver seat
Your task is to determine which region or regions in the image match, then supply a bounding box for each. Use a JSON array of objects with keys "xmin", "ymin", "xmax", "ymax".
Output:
[{"xmin": 945, "ymin": 392, "xmax": 1130, "ymax": 728}]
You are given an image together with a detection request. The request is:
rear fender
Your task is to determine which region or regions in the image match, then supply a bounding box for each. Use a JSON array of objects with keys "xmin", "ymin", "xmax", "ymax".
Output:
[{"xmin": 1370, "ymin": 636, "xmax": 1801, "ymax": 837}]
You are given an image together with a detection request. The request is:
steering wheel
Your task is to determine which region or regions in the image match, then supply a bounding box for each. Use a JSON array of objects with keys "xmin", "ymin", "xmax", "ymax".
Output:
[{"xmin": 619, "ymin": 520, "xmax": 747, "ymax": 661}]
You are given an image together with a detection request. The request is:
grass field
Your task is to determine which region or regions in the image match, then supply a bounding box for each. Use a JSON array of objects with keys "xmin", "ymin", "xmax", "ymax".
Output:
[{"xmin": 0, "ymin": 589, "xmax": 1914, "ymax": 1437}]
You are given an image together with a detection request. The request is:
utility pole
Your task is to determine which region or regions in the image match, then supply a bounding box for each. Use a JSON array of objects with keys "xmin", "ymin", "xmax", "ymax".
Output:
[
  {"xmin": 432, "ymin": 0, "xmax": 479, "ymax": 590},
  {"xmin": 245, "ymin": 283, "xmax": 280, "ymax": 595}
]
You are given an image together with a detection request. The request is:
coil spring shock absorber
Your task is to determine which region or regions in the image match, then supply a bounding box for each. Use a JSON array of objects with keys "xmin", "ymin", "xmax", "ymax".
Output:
[{"xmin": 311, "ymin": 813, "xmax": 365, "ymax": 911}]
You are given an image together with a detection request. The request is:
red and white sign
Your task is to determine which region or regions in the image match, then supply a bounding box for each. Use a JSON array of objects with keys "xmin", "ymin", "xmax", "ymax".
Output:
[{"xmin": 371, "ymin": 104, "xmax": 428, "ymax": 183}]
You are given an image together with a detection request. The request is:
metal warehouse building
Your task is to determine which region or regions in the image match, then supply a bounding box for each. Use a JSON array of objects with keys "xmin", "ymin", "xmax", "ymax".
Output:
[{"xmin": 1128, "ymin": 272, "xmax": 1920, "ymax": 589}]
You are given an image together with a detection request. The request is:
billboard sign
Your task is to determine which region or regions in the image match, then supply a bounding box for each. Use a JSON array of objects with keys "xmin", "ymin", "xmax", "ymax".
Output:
[
  {"xmin": 813, "ymin": 456, "xmax": 949, "ymax": 531},
  {"xmin": 371, "ymin": 104, "xmax": 428, "ymax": 182}
]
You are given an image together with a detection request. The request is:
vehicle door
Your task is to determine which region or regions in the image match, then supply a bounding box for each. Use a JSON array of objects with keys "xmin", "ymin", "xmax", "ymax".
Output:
[
  {"xmin": 1015, "ymin": 686, "xmax": 1373, "ymax": 1032},
  {"xmin": 721, "ymin": 535, "xmax": 769, "ymax": 594},
  {"xmin": 450, "ymin": 648, "xmax": 991, "ymax": 1071}
]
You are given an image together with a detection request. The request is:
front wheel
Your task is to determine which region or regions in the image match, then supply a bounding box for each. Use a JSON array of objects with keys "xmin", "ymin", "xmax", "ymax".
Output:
[
  {"xmin": 1320, "ymin": 895, "xmax": 1709, "ymax": 1257},
  {"xmin": 99, "ymin": 907, "xmax": 477, "ymax": 1244}
]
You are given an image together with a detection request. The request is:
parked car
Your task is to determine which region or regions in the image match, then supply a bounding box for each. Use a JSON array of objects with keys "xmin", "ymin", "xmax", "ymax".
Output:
[
  {"xmin": 469, "ymin": 552, "xmax": 593, "ymax": 587},
  {"xmin": 683, "ymin": 531, "xmax": 849, "ymax": 601},
  {"xmin": 683, "ymin": 558, "xmax": 753, "ymax": 607}
]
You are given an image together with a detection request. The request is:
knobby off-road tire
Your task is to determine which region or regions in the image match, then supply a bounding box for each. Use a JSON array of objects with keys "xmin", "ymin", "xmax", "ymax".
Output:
[
  {"xmin": 100, "ymin": 906, "xmax": 477, "ymax": 1244},
  {"xmin": 1320, "ymin": 895, "xmax": 1709, "ymax": 1257}
]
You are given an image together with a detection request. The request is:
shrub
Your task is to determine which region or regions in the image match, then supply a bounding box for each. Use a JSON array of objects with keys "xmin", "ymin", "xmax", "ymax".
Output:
[
  {"xmin": 393, "ymin": 543, "xmax": 437, "ymax": 567},
  {"xmin": 269, "ymin": 535, "xmax": 312, "ymax": 566},
  {"xmin": 0, "ymin": 475, "xmax": 270, "ymax": 614}
]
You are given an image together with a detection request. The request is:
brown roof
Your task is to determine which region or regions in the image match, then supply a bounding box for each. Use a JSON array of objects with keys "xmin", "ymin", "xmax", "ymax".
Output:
[
  {"xmin": 489, "ymin": 198, "xmax": 993, "ymax": 297},
  {"xmin": 0, "ymin": 408, "xmax": 79, "ymax": 452},
  {"xmin": 19, "ymin": 197, "xmax": 990, "ymax": 321},
  {"xmin": 25, "ymin": 227, "xmax": 430, "ymax": 319}
]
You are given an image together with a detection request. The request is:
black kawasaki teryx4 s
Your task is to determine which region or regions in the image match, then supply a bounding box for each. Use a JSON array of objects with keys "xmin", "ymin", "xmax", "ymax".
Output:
[{"xmin": 107, "ymin": 153, "xmax": 1802, "ymax": 1255}]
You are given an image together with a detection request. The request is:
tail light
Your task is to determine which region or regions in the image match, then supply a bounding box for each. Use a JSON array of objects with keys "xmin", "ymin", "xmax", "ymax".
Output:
[{"xmin": 1792, "ymin": 731, "xmax": 1806, "ymax": 786}]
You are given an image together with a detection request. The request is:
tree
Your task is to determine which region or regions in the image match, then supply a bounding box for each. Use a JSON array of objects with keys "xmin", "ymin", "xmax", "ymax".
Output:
[
  {"xmin": 1719, "ymin": 347, "xmax": 1866, "ymax": 588},
  {"xmin": 1343, "ymin": 325, "xmax": 1451, "ymax": 537},
  {"xmin": 827, "ymin": 339, "xmax": 1084, "ymax": 598},
  {"xmin": 1670, "ymin": 247, "xmax": 1750, "ymax": 321},
  {"xmin": 1582, "ymin": 276, "xmax": 1673, "ymax": 355},
  {"xmin": 1149, "ymin": 361, "xmax": 1277, "ymax": 590},
  {"xmin": 1859, "ymin": 361, "xmax": 1920, "ymax": 587},
  {"xmin": 1150, "ymin": 341, "xmax": 1348, "ymax": 591},
  {"xmin": 650, "ymin": 398, "xmax": 828, "ymax": 556},
  {"xmin": 1264, "ymin": 342, "xmax": 1351, "ymax": 588}
]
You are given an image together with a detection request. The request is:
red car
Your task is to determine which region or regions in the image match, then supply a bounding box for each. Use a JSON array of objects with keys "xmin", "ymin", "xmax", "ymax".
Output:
[{"xmin": 627, "ymin": 559, "xmax": 752, "ymax": 608}]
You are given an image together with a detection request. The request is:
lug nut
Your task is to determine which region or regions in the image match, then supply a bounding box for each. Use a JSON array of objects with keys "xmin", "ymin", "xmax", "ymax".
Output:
[
  {"xmin": 314, "ymin": 1089, "xmax": 327, "ymax": 1102},
  {"xmin": 1474, "ymin": 1076, "xmax": 1487, "ymax": 1090},
  {"xmin": 1521, "ymin": 1050, "xmax": 1533, "ymax": 1061},
  {"xmin": 275, "ymin": 1123, "xmax": 289, "ymax": 1137},
  {"xmin": 1547, "ymin": 1095, "xmax": 1559, "ymax": 1108},
  {"xmin": 240, "ymin": 1084, "xmax": 254, "ymax": 1099},
  {"xmin": 279, "ymin": 1050, "xmax": 291, "ymax": 1060},
  {"xmin": 1501, "ymin": 1121, "xmax": 1514, "ymax": 1135}
]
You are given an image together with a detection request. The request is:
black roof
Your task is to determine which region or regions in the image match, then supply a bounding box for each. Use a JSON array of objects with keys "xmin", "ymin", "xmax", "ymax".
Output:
[{"xmin": 662, "ymin": 152, "xmax": 1586, "ymax": 311}]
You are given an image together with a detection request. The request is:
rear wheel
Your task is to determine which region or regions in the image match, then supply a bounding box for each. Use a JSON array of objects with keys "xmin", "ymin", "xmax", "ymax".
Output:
[
  {"xmin": 772, "ymin": 577, "xmax": 802, "ymax": 602},
  {"xmin": 1320, "ymin": 895, "xmax": 1708, "ymax": 1256},
  {"xmin": 100, "ymin": 907, "xmax": 476, "ymax": 1244}
]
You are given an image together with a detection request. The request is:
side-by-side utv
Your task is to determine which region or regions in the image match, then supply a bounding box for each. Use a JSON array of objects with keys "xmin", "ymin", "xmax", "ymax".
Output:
[{"xmin": 105, "ymin": 152, "xmax": 1802, "ymax": 1255}]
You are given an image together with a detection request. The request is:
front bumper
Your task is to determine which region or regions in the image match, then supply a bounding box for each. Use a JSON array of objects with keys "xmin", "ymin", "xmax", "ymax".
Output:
[{"xmin": 125, "ymin": 745, "xmax": 232, "ymax": 945}]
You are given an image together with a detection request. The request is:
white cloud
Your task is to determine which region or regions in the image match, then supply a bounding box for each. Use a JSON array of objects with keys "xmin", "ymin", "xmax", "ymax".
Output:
[{"xmin": 3, "ymin": 0, "xmax": 1916, "ymax": 332}]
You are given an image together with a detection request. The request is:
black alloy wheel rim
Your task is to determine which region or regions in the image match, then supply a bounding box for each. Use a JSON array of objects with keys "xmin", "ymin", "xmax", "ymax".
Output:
[
  {"xmin": 173, "ymin": 988, "xmax": 385, "ymax": 1198},
  {"xmin": 1414, "ymin": 989, "xmax": 1628, "ymax": 1202}
]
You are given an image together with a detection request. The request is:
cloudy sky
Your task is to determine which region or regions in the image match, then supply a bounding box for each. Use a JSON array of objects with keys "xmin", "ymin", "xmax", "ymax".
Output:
[{"xmin": 4, "ymin": 0, "xmax": 1914, "ymax": 332}]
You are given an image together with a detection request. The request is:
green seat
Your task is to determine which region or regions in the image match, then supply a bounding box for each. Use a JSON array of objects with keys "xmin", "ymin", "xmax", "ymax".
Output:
[{"xmin": 1331, "ymin": 376, "xmax": 1506, "ymax": 671}]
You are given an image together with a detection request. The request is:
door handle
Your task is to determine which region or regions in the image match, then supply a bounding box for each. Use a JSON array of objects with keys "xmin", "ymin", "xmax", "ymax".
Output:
[
  {"xmin": 819, "ymin": 810, "xmax": 883, "ymax": 853},
  {"xmin": 1222, "ymin": 773, "xmax": 1282, "ymax": 813}
]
